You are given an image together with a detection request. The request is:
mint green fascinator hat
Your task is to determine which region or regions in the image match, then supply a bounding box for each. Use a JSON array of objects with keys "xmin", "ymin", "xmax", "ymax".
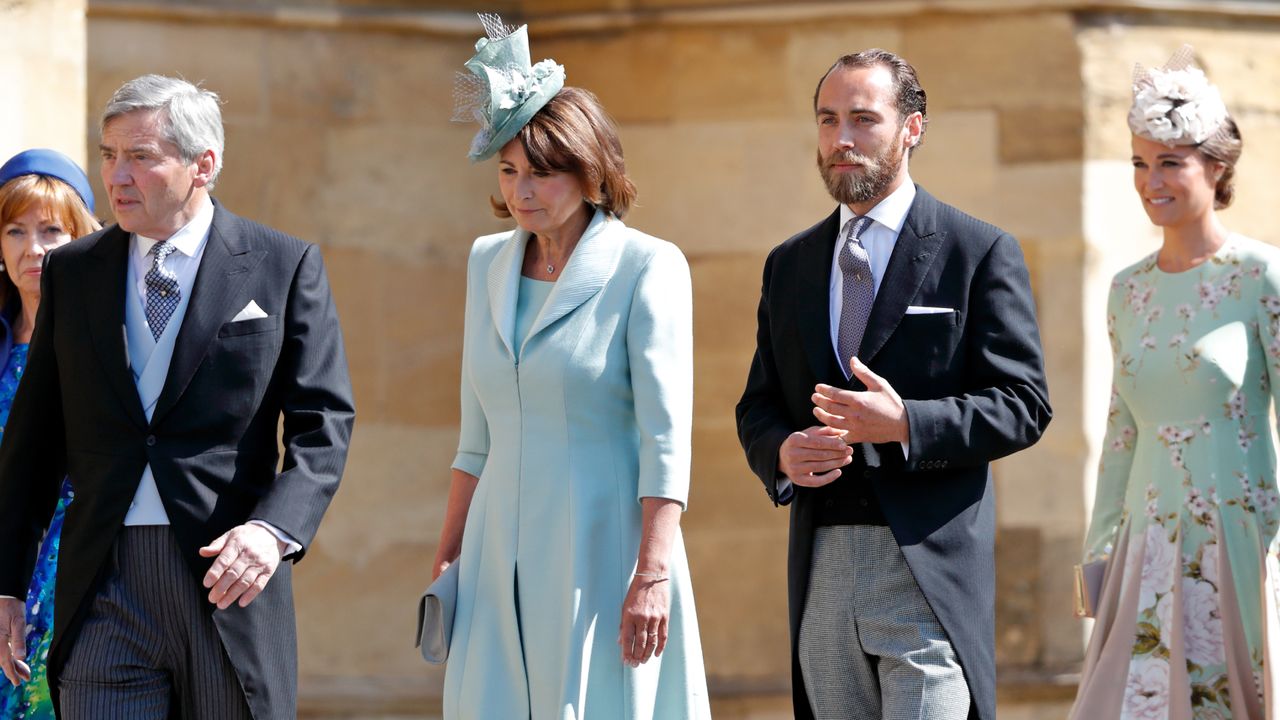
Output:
[{"xmin": 453, "ymin": 13, "xmax": 566, "ymax": 162}]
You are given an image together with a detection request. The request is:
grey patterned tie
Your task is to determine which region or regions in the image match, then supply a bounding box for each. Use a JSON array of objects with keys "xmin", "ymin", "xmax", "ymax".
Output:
[
  {"xmin": 145, "ymin": 240, "xmax": 181, "ymax": 341},
  {"xmin": 836, "ymin": 216, "xmax": 874, "ymax": 379}
]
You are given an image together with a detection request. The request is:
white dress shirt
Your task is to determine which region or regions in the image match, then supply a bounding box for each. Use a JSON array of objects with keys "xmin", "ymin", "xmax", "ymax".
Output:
[{"xmin": 828, "ymin": 177, "xmax": 916, "ymax": 461}]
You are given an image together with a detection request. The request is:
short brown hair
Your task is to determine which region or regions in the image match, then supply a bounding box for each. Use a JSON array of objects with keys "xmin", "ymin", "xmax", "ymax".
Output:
[
  {"xmin": 1197, "ymin": 116, "xmax": 1242, "ymax": 210},
  {"xmin": 814, "ymin": 49, "xmax": 929, "ymax": 154},
  {"xmin": 490, "ymin": 86, "xmax": 638, "ymax": 219},
  {"xmin": 0, "ymin": 174, "xmax": 101, "ymax": 310}
]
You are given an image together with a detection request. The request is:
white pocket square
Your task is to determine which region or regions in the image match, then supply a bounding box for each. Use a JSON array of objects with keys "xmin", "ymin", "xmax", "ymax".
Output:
[
  {"xmin": 231, "ymin": 300, "xmax": 268, "ymax": 322},
  {"xmin": 905, "ymin": 305, "xmax": 955, "ymax": 315}
]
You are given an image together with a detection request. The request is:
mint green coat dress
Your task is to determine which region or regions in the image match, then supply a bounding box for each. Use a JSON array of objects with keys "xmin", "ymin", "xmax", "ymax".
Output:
[
  {"xmin": 444, "ymin": 210, "xmax": 711, "ymax": 719},
  {"xmin": 1073, "ymin": 235, "xmax": 1280, "ymax": 720}
]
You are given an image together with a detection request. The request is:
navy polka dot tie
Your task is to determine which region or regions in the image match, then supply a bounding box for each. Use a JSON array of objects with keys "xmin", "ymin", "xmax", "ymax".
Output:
[
  {"xmin": 837, "ymin": 216, "xmax": 874, "ymax": 379},
  {"xmin": 145, "ymin": 240, "xmax": 180, "ymax": 341}
]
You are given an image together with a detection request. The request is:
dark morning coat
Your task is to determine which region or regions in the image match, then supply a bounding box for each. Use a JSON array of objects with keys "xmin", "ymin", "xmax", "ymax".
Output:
[
  {"xmin": 0, "ymin": 202, "xmax": 355, "ymax": 719},
  {"xmin": 736, "ymin": 186, "xmax": 1051, "ymax": 720}
]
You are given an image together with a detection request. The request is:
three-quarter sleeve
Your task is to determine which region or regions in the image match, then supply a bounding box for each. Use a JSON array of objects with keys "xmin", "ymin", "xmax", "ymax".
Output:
[
  {"xmin": 1084, "ymin": 286, "xmax": 1138, "ymax": 562},
  {"xmin": 627, "ymin": 242, "xmax": 694, "ymax": 507},
  {"xmin": 452, "ymin": 245, "xmax": 491, "ymax": 477}
]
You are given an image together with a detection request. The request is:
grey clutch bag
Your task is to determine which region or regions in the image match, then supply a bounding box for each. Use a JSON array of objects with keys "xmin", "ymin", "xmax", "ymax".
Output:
[{"xmin": 416, "ymin": 560, "xmax": 459, "ymax": 664}]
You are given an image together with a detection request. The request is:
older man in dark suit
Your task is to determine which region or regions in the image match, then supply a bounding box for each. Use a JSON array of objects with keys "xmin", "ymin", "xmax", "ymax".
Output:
[
  {"xmin": 0, "ymin": 74, "xmax": 354, "ymax": 719},
  {"xmin": 736, "ymin": 50, "xmax": 1051, "ymax": 720}
]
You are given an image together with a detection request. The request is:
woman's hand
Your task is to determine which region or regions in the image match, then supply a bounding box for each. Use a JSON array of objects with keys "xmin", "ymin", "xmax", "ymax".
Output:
[
  {"xmin": 432, "ymin": 546, "xmax": 458, "ymax": 581},
  {"xmin": 618, "ymin": 574, "xmax": 670, "ymax": 667}
]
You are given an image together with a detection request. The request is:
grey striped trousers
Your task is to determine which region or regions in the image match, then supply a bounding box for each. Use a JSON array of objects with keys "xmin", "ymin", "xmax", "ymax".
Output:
[
  {"xmin": 58, "ymin": 526, "xmax": 253, "ymax": 720},
  {"xmin": 799, "ymin": 525, "xmax": 971, "ymax": 720}
]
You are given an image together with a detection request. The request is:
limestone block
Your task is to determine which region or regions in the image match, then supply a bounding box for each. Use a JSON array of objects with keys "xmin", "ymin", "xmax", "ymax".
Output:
[
  {"xmin": 995, "ymin": 526, "xmax": 1041, "ymax": 667},
  {"xmin": 662, "ymin": 25, "xmax": 794, "ymax": 123},
  {"xmin": 216, "ymin": 121, "xmax": 329, "ymax": 241},
  {"xmin": 904, "ymin": 13, "xmax": 1081, "ymax": 113},
  {"xmin": 88, "ymin": 18, "xmax": 268, "ymax": 125},
  {"xmin": 687, "ymin": 426, "xmax": 777, "ymax": 529},
  {"xmin": 783, "ymin": 21, "xmax": 905, "ymax": 114},
  {"xmin": 1038, "ymin": 531, "xmax": 1089, "ymax": 666},
  {"xmin": 689, "ymin": 252, "xmax": 768, "ymax": 424},
  {"xmin": 1224, "ymin": 117, "xmax": 1280, "ymax": 247},
  {"xmin": 0, "ymin": 0, "xmax": 87, "ymax": 165},
  {"xmin": 622, "ymin": 119, "xmax": 834, "ymax": 256},
  {"xmin": 321, "ymin": 245, "xmax": 383, "ymax": 422},
  {"xmin": 541, "ymin": 30, "xmax": 676, "ymax": 124},
  {"xmin": 683, "ymin": 525, "xmax": 791, "ymax": 681},
  {"xmin": 264, "ymin": 29, "xmax": 465, "ymax": 124},
  {"xmin": 985, "ymin": 161, "xmax": 1083, "ymax": 241},
  {"xmin": 1000, "ymin": 108, "xmax": 1084, "ymax": 164},
  {"xmin": 908, "ymin": 109, "xmax": 1000, "ymax": 210},
  {"xmin": 318, "ymin": 123, "xmax": 505, "ymax": 259}
]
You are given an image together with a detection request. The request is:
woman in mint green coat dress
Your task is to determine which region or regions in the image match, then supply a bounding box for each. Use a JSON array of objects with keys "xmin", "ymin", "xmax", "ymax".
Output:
[
  {"xmin": 433, "ymin": 16, "xmax": 710, "ymax": 719},
  {"xmin": 1072, "ymin": 48, "xmax": 1278, "ymax": 719}
]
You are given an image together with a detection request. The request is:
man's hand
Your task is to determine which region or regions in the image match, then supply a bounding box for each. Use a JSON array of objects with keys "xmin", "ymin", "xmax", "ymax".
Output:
[
  {"xmin": 778, "ymin": 425, "xmax": 853, "ymax": 488},
  {"xmin": 199, "ymin": 523, "xmax": 286, "ymax": 610},
  {"xmin": 0, "ymin": 596, "xmax": 29, "ymax": 686},
  {"xmin": 812, "ymin": 357, "xmax": 909, "ymax": 445}
]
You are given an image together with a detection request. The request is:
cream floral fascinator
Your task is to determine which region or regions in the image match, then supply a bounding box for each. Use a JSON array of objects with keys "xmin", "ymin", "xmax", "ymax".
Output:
[
  {"xmin": 1128, "ymin": 44, "xmax": 1228, "ymax": 146},
  {"xmin": 453, "ymin": 13, "xmax": 565, "ymax": 162}
]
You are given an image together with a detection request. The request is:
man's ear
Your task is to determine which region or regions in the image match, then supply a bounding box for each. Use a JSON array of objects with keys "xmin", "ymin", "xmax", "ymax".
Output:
[
  {"xmin": 192, "ymin": 149, "xmax": 217, "ymax": 188},
  {"xmin": 902, "ymin": 111, "xmax": 923, "ymax": 150}
]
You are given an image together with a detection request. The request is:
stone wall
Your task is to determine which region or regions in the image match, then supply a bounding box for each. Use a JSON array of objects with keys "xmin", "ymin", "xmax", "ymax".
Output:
[
  {"xmin": 58, "ymin": 0, "xmax": 1280, "ymax": 715},
  {"xmin": 0, "ymin": 0, "xmax": 88, "ymax": 167}
]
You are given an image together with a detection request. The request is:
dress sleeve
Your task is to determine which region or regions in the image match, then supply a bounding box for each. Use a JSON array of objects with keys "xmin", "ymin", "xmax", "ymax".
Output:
[
  {"xmin": 627, "ymin": 242, "xmax": 694, "ymax": 507},
  {"xmin": 1256, "ymin": 254, "xmax": 1280, "ymax": 458},
  {"xmin": 452, "ymin": 243, "xmax": 491, "ymax": 477},
  {"xmin": 1084, "ymin": 284, "xmax": 1138, "ymax": 562}
]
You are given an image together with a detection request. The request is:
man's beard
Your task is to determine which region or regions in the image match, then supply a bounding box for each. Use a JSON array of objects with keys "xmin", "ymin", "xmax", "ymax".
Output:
[{"xmin": 817, "ymin": 141, "xmax": 903, "ymax": 206}]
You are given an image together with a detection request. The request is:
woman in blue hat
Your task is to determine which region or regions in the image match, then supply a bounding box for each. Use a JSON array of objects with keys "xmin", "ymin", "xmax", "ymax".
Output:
[
  {"xmin": 0, "ymin": 149, "xmax": 98, "ymax": 720},
  {"xmin": 431, "ymin": 14, "xmax": 711, "ymax": 719}
]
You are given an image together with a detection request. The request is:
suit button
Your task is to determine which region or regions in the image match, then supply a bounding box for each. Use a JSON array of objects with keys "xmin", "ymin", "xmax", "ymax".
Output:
[
  {"xmin": 859, "ymin": 498, "xmax": 869, "ymax": 507},
  {"xmin": 146, "ymin": 435, "xmax": 157, "ymax": 446},
  {"xmin": 862, "ymin": 470, "xmax": 872, "ymax": 479}
]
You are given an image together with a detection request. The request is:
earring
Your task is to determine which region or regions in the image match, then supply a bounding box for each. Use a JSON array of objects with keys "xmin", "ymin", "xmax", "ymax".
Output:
[{"xmin": 0, "ymin": 261, "xmax": 7, "ymax": 272}]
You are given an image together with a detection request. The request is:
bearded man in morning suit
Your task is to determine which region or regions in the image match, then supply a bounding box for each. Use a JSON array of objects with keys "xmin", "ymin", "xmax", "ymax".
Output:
[
  {"xmin": 0, "ymin": 74, "xmax": 354, "ymax": 719},
  {"xmin": 736, "ymin": 50, "xmax": 1051, "ymax": 719}
]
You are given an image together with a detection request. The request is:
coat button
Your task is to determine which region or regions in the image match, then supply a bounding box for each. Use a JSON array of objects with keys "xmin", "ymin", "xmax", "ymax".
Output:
[
  {"xmin": 859, "ymin": 498, "xmax": 869, "ymax": 507},
  {"xmin": 862, "ymin": 470, "xmax": 872, "ymax": 479},
  {"xmin": 146, "ymin": 435, "xmax": 157, "ymax": 446}
]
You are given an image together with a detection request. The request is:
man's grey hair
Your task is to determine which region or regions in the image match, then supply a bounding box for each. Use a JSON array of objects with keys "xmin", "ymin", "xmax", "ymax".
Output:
[{"xmin": 101, "ymin": 74, "xmax": 225, "ymax": 188}]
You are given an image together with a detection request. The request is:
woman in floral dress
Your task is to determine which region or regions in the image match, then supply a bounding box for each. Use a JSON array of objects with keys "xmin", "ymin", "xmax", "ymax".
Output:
[
  {"xmin": 1072, "ymin": 47, "xmax": 1278, "ymax": 720},
  {"xmin": 0, "ymin": 150, "xmax": 98, "ymax": 720}
]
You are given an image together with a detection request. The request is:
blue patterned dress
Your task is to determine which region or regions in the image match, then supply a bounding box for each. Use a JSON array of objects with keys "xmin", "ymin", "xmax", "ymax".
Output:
[{"xmin": 0, "ymin": 344, "xmax": 69, "ymax": 720}]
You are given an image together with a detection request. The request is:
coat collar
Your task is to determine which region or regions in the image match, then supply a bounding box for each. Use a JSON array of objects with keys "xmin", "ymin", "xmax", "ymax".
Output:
[{"xmin": 486, "ymin": 208, "xmax": 625, "ymax": 361}]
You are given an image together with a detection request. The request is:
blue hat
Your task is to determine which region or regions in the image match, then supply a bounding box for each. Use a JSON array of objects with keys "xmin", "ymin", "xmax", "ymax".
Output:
[
  {"xmin": 452, "ymin": 13, "xmax": 565, "ymax": 162},
  {"xmin": 0, "ymin": 148, "xmax": 96, "ymax": 213}
]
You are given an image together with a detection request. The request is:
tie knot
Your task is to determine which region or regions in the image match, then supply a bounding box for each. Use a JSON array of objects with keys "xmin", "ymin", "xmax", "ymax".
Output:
[
  {"xmin": 150, "ymin": 240, "xmax": 176, "ymax": 261},
  {"xmin": 843, "ymin": 216, "xmax": 871, "ymax": 243}
]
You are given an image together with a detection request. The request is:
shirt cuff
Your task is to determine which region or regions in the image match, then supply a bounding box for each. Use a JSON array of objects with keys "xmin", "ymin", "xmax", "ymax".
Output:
[
  {"xmin": 249, "ymin": 520, "xmax": 302, "ymax": 557},
  {"xmin": 900, "ymin": 440, "xmax": 910, "ymax": 461},
  {"xmin": 0, "ymin": 595, "xmax": 15, "ymax": 600}
]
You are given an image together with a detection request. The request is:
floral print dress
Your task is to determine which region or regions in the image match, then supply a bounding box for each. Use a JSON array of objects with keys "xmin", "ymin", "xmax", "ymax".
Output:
[
  {"xmin": 1072, "ymin": 235, "xmax": 1280, "ymax": 720},
  {"xmin": 0, "ymin": 344, "xmax": 71, "ymax": 720}
]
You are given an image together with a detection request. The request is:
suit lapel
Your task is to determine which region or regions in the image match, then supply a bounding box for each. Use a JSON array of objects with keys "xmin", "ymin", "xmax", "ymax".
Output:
[
  {"xmin": 796, "ymin": 209, "xmax": 842, "ymax": 383},
  {"xmin": 83, "ymin": 227, "xmax": 148, "ymax": 428},
  {"xmin": 151, "ymin": 205, "xmax": 265, "ymax": 427},
  {"xmin": 857, "ymin": 187, "xmax": 945, "ymax": 366}
]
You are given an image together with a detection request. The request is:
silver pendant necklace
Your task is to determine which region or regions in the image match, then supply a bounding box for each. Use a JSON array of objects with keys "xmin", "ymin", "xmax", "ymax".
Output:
[{"xmin": 546, "ymin": 263, "xmax": 555, "ymax": 274}]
